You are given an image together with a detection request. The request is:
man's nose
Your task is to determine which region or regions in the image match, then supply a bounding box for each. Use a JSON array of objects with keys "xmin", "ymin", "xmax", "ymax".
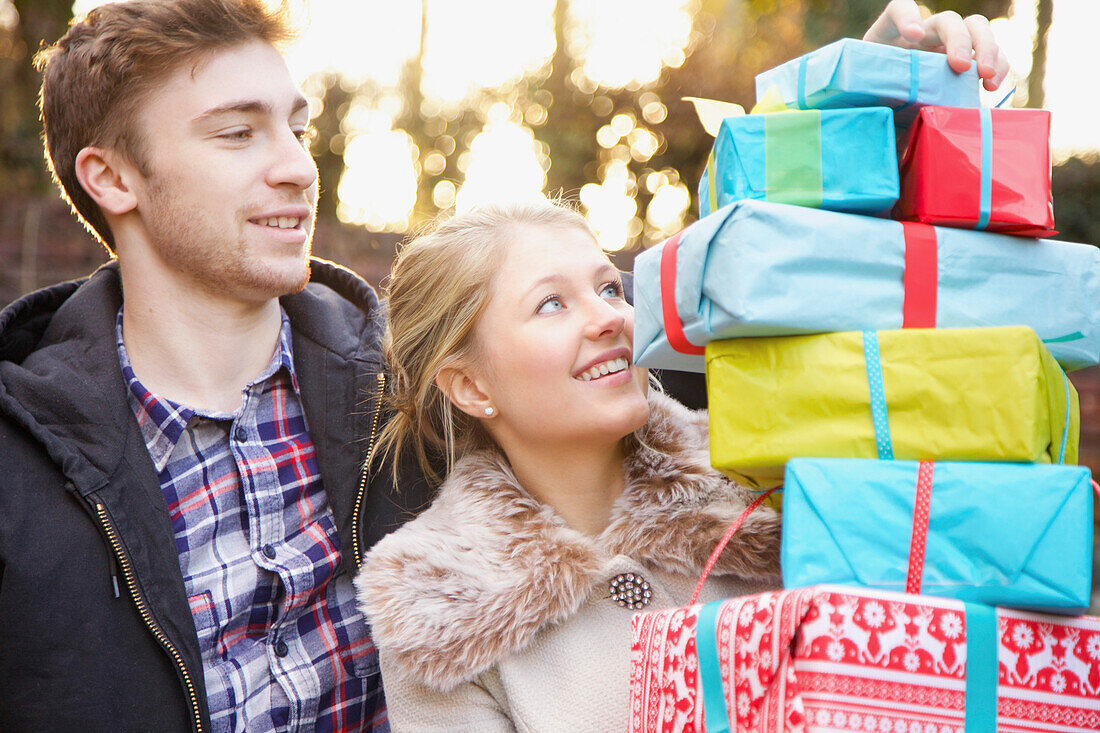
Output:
[{"xmin": 267, "ymin": 128, "xmax": 318, "ymax": 190}]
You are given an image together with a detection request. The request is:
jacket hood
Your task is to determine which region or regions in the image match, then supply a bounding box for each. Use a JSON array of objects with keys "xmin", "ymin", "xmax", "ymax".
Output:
[
  {"xmin": 0, "ymin": 257, "xmax": 382, "ymax": 494},
  {"xmin": 355, "ymin": 390, "xmax": 782, "ymax": 691}
]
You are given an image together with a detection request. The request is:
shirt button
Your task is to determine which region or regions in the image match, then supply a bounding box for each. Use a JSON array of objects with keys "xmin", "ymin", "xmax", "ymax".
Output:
[
  {"xmin": 262, "ymin": 544, "xmax": 277, "ymax": 560},
  {"xmin": 234, "ymin": 426, "xmax": 247, "ymax": 441},
  {"xmin": 274, "ymin": 639, "xmax": 289, "ymax": 658}
]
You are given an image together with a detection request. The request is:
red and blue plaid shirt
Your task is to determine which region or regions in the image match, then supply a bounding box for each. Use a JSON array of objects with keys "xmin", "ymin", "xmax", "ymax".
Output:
[{"xmin": 118, "ymin": 309, "xmax": 387, "ymax": 733}]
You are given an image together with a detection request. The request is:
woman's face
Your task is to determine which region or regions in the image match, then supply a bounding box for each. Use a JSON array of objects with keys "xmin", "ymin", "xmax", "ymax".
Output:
[{"xmin": 470, "ymin": 223, "xmax": 650, "ymax": 449}]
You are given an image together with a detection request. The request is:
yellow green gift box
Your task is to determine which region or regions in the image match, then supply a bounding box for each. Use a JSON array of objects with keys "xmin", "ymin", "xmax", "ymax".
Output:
[{"xmin": 706, "ymin": 326, "xmax": 1078, "ymax": 488}]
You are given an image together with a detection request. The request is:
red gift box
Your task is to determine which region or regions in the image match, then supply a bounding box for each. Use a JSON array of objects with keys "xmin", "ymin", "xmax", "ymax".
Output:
[
  {"xmin": 894, "ymin": 107, "xmax": 1055, "ymax": 237},
  {"xmin": 630, "ymin": 586, "xmax": 1100, "ymax": 732}
]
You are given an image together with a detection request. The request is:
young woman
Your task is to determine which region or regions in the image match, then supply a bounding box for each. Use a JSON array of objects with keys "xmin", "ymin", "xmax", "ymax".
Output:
[{"xmin": 355, "ymin": 202, "xmax": 783, "ymax": 731}]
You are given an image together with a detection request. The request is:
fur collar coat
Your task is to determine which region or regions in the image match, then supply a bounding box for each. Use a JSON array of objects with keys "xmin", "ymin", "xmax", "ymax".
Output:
[{"xmin": 355, "ymin": 391, "xmax": 781, "ymax": 732}]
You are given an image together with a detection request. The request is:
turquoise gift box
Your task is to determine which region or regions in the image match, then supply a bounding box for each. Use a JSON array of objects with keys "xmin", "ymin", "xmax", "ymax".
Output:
[
  {"xmin": 754, "ymin": 38, "xmax": 980, "ymax": 129},
  {"xmin": 698, "ymin": 107, "xmax": 899, "ymax": 217},
  {"xmin": 631, "ymin": 199, "xmax": 1100, "ymax": 374},
  {"xmin": 781, "ymin": 458, "xmax": 1096, "ymax": 614}
]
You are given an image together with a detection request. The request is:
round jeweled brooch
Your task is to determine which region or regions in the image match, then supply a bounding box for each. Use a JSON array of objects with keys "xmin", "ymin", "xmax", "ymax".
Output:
[{"xmin": 609, "ymin": 572, "xmax": 652, "ymax": 610}]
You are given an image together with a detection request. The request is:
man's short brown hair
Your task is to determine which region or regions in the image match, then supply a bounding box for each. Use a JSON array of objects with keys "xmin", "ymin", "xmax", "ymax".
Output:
[{"xmin": 35, "ymin": 0, "xmax": 297, "ymax": 252}]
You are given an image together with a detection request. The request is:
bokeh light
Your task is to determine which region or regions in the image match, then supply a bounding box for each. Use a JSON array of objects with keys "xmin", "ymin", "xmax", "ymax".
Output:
[
  {"xmin": 455, "ymin": 105, "xmax": 547, "ymax": 213},
  {"xmin": 337, "ymin": 129, "xmax": 418, "ymax": 231},
  {"xmin": 580, "ymin": 160, "xmax": 639, "ymax": 252},
  {"xmin": 420, "ymin": 0, "xmax": 555, "ymax": 106},
  {"xmin": 284, "ymin": 0, "xmax": 420, "ymax": 86},
  {"xmin": 568, "ymin": 0, "xmax": 695, "ymax": 89}
]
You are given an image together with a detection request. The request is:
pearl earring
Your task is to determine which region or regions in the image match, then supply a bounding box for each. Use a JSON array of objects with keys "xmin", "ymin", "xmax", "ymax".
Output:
[{"xmin": 484, "ymin": 406, "xmax": 495, "ymax": 416}]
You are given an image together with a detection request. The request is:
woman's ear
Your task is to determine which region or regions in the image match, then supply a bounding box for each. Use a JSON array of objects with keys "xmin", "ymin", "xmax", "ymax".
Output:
[
  {"xmin": 436, "ymin": 365, "xmax": 495, "ymax": 419},
  {"xmin": 74, "ymin": 146, "xmax": 139, "ymax": 216}
]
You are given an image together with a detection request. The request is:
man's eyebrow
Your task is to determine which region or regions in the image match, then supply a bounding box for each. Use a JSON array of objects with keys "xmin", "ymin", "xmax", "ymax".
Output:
[{"xmin": 191, "ymin": 96, "xmax": 310, "ymax": 124}]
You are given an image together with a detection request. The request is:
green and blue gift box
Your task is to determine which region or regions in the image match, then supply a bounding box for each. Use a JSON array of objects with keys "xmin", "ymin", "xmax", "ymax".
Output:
[{"xmin": 698, "ymin": 107, "xmax": 899, "ymax": 217}]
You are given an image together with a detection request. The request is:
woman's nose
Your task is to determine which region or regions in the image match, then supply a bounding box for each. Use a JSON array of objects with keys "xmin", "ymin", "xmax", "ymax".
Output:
[{"xmin": 583, "ymin": 296, "xmax": 626, "ymax": 340}]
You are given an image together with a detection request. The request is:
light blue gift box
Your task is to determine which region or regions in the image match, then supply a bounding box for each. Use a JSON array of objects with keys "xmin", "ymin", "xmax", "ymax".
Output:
[
  {"xmin": 780, "ymin": 458, "xmax": 1095, "ymax": 614},
  {"xmin": 632, "ymin": 199, "xmax": 1100, "ymax": 374},
  {"xmin": 698, "ymin": 107, "xmax": 899, "ymax": 218},
  {"xmin": 754, "ymin": 38, "xmax": 980, "ymax": 129}
]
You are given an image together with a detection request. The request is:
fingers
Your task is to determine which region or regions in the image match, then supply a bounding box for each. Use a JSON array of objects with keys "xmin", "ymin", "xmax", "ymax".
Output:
[
  {"xmin": 866, "ymin": 3, "xmax": 1011, "ymax": 91},
  {"xmin": 964, "ymin": 14, "xmax": 1011, "ymax": 89},
  {"xmin": 921, "ymin": 11, "xmax": 975, "ymax": 72},
  {"xmin": 863, "ymin": 0, "xmax": 926, "ymax": 45}
]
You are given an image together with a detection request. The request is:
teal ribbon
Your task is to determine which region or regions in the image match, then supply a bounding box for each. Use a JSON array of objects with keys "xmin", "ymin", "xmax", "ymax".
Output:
[
  {"xmin": 862, "ymin": 331, "xmax": 894, "ymax": 459},
  {"xmin": 1043, "ymin": 331, "xmax": 1085, "ymax": 344},
  {"xmin": 975, "ymin": 108, "xmax": 992, "ymax": 230},
  {"xmin": 963, "ymin": 602, "xmax": 998, "ymax": 731},
  {"xmin": 908, "ymin": 50, "xmax": 919, "ymax": 105},
  {"xmin": 695, "ymin": 601, "xmax": 731, "ymax": 733}
]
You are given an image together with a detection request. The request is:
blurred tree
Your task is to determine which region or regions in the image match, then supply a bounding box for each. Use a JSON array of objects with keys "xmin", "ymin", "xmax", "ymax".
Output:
[
  {"xmin": 0, "ymin": 0, "xmax": 72, "ymax": 195},
  {"xmin": 1027, "ymin": 0, "xmax": 1051, "ymax": 108}
]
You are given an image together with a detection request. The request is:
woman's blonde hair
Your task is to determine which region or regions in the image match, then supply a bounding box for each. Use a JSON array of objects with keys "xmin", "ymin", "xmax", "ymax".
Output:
[{"xmin": 377, "ymin": 199, "xmax": 597, "ymax": 485}]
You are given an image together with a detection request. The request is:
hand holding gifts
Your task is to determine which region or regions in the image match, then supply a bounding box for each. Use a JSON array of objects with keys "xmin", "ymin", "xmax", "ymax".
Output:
[{"xmin": 754, "ymin": 38, "xmax": 980, "ymax": 129}]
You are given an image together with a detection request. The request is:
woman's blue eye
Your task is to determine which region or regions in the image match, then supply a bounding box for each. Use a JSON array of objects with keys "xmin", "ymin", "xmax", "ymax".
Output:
[
  {"xmin": 536, "ymin": 296, "xmax": 563, "ymax": 314},
  {"xmin": 600, "ymin": 281, "xmax": 623, "ymax": 299}
]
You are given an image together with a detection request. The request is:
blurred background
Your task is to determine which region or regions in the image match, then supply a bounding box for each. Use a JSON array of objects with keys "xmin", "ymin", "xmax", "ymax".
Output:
[{"xmin": 1, "ymin": 1, "xmax": 1097, "ymax": 548}]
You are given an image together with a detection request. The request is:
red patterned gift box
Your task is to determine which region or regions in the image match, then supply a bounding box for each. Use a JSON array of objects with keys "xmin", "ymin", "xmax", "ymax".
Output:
[
  {"xmin": 630, "ymin": 585, "xmax": 1100, "ymax": 732},
  {"xmin": 894, "ymin": 107, "xmax": 1055, "ymax": 237}
]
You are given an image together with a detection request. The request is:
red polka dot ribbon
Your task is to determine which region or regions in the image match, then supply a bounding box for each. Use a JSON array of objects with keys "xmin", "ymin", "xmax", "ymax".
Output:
[{"xmin": 906, "ymin": 460, "xmax": 935, "ymax": 594}]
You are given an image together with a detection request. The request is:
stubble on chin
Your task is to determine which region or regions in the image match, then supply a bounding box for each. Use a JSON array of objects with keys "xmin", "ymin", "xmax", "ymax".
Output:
[{"xmin": 144, "ymin": 177, "xmax": 314, "ymax": 300}]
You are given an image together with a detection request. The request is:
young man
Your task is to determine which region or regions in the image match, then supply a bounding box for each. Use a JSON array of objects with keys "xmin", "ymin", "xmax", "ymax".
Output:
[
  {"xmin": 0, "ymin": 0, "xmax": 1004, "ymax": 731},
  {"xmin": 0, "ymin": 2, "xmax": 430, "ymax": 731}
]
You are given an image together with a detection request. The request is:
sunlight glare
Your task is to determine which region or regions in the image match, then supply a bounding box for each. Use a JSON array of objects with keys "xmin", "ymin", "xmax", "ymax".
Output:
[
  {"xmin": 421, "ymin": 0, "xmax": 555, "ymax": 106},
  {"xmin": 569, "ymin": 0, "xmax": 695, "ymax": 89},
  {"xmin": 1041, "ymin": 1, "xmax": 1100, "ymax": 160},
  {"xmin": 454, "ymin": 115, "xmax": 547, "ymax": 213},
  {"xmin": 285, "ymin": 0, "xmax": 419, "ymax": 86},
  {"xmin": 337, "ymin": 129, "xmax": 418, "ymax": 232}
]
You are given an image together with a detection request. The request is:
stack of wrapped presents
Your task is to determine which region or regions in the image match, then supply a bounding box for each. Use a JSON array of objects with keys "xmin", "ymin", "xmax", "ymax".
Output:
[{"xmin": 629, "ymin": 39, "xmax": 1100, "ymax": 732}]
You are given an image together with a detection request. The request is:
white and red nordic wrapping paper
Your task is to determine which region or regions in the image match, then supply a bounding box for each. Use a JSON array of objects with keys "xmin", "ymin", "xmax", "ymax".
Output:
[{"xmin": 629, "ymin": 585, "xmax": 1100, "ymax": 733}]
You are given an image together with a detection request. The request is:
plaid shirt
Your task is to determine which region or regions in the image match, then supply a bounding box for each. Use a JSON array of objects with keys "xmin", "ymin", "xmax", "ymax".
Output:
[{"xmin": 118, "ymin": 310, "xmax": 387, "ymax": 733}]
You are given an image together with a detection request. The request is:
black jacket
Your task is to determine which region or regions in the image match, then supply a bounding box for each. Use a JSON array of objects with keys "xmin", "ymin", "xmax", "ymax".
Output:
[{"xmin": 0, "ymin": 259, "xmax": 433, "ymax": 732}]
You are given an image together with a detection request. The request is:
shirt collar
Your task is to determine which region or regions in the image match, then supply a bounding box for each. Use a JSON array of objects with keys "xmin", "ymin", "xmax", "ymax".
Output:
[{"xmin": 116, "ymin": 307, "xmax": 300, "ymax": 473}]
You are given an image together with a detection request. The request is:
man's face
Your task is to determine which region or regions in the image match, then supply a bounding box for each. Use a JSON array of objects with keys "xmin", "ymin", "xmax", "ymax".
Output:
[{"xmin": 126, "ymin": 40, "xmax": 318, "ymax": 302}]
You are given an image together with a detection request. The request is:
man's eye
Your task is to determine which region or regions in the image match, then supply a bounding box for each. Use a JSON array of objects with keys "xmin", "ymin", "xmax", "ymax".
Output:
[
  {"xmin": 295, "ymin": 126, "xmax": 318, "ymax": 147},
  {"xmin": 220, "ymin": 129, "xmax": 252, "ymax": 142},
  {"xmin": 536, "ymin": 295, "xmax": 563, "ymax": 314}
]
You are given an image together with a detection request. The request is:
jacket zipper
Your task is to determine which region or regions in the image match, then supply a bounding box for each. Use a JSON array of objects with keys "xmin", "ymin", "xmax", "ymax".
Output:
[
  {"xmin": 352, "ymin": 371, "xmax": 386, "ymax": 569},
  {"xmin": 92, "ymin": 501, "xmax": 204, "ymax": 733}
]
